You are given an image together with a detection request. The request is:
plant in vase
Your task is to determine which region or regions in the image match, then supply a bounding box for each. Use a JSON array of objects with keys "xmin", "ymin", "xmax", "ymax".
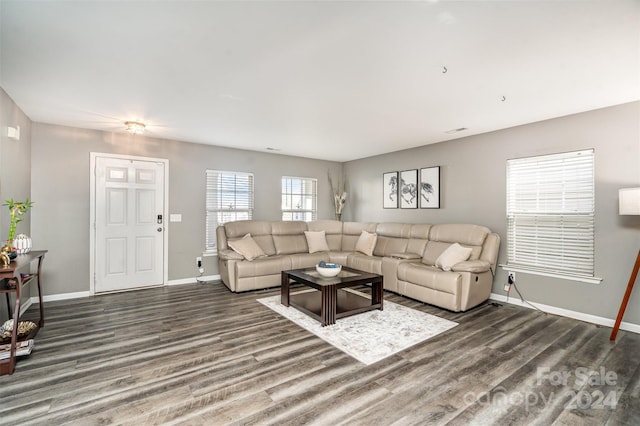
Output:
[
  {"xmin": 2, "ymin": 199, "xmax": 33, "ymax": 256},
  {"xmin": 328, "ymin": 172, "xmax": 347, "ymax": 221}
]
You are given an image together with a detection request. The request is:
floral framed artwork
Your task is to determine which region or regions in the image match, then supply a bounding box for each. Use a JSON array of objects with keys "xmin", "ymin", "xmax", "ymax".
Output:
[
  {"xmin": 383, "ymin": 172, "xmax": 398, "ymax": 209},
  {"xmin": 399, "ymin": 169, "xmax": 418, "ymax": 209},
  {"xmin": 420, "ymin": 166, "xmax": 440, "ymax": 209}
]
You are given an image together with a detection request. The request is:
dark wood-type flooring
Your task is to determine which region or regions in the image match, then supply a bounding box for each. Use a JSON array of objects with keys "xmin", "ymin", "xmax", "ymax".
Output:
[{"xmin": 1, "ymin": 281, "xmax": 639, "ymax": 425}]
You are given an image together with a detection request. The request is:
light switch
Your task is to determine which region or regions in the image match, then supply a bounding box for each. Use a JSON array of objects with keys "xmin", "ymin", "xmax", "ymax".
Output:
[{"xmin": 169, "ymin": 214, "xmax": 182, "ymax": 222}]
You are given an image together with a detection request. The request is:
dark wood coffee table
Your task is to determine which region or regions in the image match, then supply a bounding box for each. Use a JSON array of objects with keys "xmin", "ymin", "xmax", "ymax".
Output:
[{"xmin": 281, "ymin": 266, "xmax": 383, "ymax": 326}]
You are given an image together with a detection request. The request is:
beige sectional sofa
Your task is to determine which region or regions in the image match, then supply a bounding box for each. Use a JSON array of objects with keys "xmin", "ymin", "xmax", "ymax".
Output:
[{"xmin": 216, "ymin": 220, "xmax": 500, "ymax": 312}]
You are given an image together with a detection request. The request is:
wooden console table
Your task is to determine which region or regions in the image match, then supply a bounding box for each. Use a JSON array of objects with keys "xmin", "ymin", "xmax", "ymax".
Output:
[{"xmin": 0, "ymin": 250, "xmax": 47, "ymax": 375}]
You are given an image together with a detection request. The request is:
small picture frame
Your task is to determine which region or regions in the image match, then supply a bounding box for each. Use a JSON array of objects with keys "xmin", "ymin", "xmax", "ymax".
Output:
[
  {"xmin": 420, "ymin": 166, "xmax": 440, "ymax": 209},
  {"xmin": 383, "ymin": 172, "xmax": 398, "ymax": 209},
  {"xmin": 399, "ymin": 169, "xmax": 418, "ymax": 209}
]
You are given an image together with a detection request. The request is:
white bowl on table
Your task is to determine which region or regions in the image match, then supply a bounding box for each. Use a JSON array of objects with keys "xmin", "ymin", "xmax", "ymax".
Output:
[{"xmin": 316, "ymin": 263, "xmax": 342, "ymax": 277}]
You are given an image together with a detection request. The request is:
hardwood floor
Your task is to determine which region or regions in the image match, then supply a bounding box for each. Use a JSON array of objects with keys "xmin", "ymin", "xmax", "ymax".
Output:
[{"xmin": 1, "ymin": 281, "xmax": 638, "ymax": 425}]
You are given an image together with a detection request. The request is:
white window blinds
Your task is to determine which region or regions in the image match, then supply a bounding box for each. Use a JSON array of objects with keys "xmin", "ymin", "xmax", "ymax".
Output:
[
  {"xmin": 205, "ymin": 170, "xmax": 254, "ymax": 252},
  {"xmin": 506, "ymin": 149, "xmax": 595, "ymax": 278},
  {"xmin": 281, "ymin": 176, "xmax": 317, "ymax": 221}
]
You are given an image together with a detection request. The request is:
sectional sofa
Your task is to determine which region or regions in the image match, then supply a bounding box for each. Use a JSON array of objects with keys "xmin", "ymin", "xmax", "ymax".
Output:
[{"xmin": 216, "ymin": 220, "xmax": 500, "ymax": 312}]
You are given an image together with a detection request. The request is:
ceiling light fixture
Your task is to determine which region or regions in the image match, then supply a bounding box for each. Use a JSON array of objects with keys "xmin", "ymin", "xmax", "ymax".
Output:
[{"xmin": 124, "ymin": 121, "xmax": 145, "ymax": 134}]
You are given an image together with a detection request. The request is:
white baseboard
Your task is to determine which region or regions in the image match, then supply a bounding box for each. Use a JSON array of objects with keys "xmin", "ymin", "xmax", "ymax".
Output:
[
  {"xmin": 490, "ymin": 293, "xmax": 640, "ymax": 335},
  {"xmin": 23, "ymin": 291, "xmax": 90, "ymax": 312},
  {"xmin": 41, "ymin": 291, "xmax": 92, "ymax": 302},
  {"xmin": 167, "ymin": 275, "xmax": 220, "ymax": 286},
  {"xmin": 24, "ymin": 277, "xmax": 221, "ymax": 306},
  {"xmin": 19, "ymin": 298, "xmax": 33, "ymax": 317}
]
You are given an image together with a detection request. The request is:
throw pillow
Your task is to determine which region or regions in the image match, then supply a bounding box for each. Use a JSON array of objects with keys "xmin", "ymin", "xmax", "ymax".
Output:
[
  {"xmin": 228, "ymin": 233, "xmax": 266, "ymax": 261},
  {"xmin": 435, "ymin": 243, "xmax": 473, "ymax": 271},
  {"xmin": 304, "ymin": 230, "xmax": 330, "ymax": 254},
  {"xmin": 355, "ymin": 231, "xmax": 378, "ymax": 256}
]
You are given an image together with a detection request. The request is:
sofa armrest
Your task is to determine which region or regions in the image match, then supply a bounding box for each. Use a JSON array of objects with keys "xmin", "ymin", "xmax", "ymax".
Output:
[
  {"xmin": 452, "ymin": 260, "xmax": 492, "ymax": 274},
  {"xmin": 390, "ymin": 252, "xmax": 421, "ymax": 260},
  {"xmin": 218, "ymin": 249, "xmax": 244, "ymax": 261}
]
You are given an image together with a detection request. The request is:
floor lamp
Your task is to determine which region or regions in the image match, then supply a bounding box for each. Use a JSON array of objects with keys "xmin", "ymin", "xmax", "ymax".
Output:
[{"xmin": 610, "ymin": 187, "xmax": 640, "ymax": 341}]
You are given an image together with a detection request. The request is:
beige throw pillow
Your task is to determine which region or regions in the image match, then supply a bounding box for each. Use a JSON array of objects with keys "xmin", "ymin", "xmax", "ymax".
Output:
[
  {"xmin": 228, "ymin": 233, "xmax": 266, "ymax": 261},
  {"xmin": 355, "ymin": 231, "xmax": 377, "ymax": 256},
  {"xmin": 435, "ymin": 243, "xmax": 473, "ymax": 271},
  {"xmin": 304, "ymin": 230, "xmax": 330, "ymax": 254}
]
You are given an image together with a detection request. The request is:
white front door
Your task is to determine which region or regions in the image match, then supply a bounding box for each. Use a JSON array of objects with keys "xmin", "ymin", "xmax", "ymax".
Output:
[{"xmin": 94, "ymin": 156, "xmax": 165, "ymax": 293}]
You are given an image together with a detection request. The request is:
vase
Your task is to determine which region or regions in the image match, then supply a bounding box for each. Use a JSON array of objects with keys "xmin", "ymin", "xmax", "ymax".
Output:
[
  {"xmin": 14, "ymin": 234, "xmax": 32, "ymax": 254},
  {"xmin": 335, "ymin": 213, "xmax": 342, "ymax": 221}
]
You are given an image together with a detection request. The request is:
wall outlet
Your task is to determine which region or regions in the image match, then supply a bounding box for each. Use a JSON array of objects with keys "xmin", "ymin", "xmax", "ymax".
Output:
[
  {"xmin": 508, "ymin": 271, "xmax": 516, "ymax": 284},
  {"xmin": 196, "ymin": 256, "xmax": 202, "ymax": 268}
]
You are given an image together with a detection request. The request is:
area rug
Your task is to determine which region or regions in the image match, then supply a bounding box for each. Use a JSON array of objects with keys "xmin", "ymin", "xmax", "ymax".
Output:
[{"xmin": 257, "ymin": 290, "xmax": 458, "ymax": 365}]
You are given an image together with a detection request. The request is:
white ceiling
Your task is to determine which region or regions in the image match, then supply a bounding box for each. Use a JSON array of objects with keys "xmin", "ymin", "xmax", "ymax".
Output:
[{"xmin": 1, "ymin": 1, "xmax": 638, "ymax": 162}]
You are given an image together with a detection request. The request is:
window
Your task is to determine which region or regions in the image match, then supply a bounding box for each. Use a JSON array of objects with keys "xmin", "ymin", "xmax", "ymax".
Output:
[
  {"xmin": 205, "ymin": 170, "xmax": 254, "ymax": 252},
  {"xmin": 281, "ymin": 176, "xmax": 317, "ymax": 221},
  {"xmin": 506, "ymin": 149, "xmax": 598, "ymax": 282}
]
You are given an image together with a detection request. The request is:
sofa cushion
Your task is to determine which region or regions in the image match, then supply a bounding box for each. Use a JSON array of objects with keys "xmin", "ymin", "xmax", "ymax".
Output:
[
  {"xmin": 347, "ymin": 253, "xmax": 383, "ymax": 275},
  {"xmin": 228, "ymin": 234, "xmax": 266, "ymax": 261},
  {"xmin": 235, "ymin": 255, "xmax": 292, "ymax": 278},
  {"xmin": 422, "ymin": 223, "xmax": 489, "ymax": 266},
  {"xmin": 435, "ymin": 243, "xmax": 473, "ymax": 271},
  {"xmin": 304, "ymin": 230, "xmax": 330, "ymax": 253},
  {"xmin": 341, "ymin": 222, "xmax": 377, "ymax": 251},
  {"xmin": 397, "ymin": 263, "xmax": 462, "ymax": 294},
  {"xmin": 272, "ymin": 221, "xmax": 308, "ymax": 255},
  {"xmin": 355, "ymin": 231, "xmax": 377, "ymax": 256},
  {"xmin": 452, "ymin": 259, "xmax": 492, "ymax": 273},
  {"xmin": 373, "ymin": 223, "xmax": 411, "ymax": 257},
  {"xmin": 289, "ymin": 253, "xmax": 329, "ymax": 269},
  {"xmin": 423, "ymin": 241, "xmax": 480, "ymax": 266},
  {"xmin": 429, "ymin": 224, "xmax": 490, "ymax": 246},
  {"xmin": 407, "ymin": 224, "xmax": 432, "ymax": 257},
  {"xmin": 307, "ymin": 220, "xmax": 343, "ymax": 251},
  {"xmin": 224, "ymin": 221, "xmax": 276, "ymax": 255}
]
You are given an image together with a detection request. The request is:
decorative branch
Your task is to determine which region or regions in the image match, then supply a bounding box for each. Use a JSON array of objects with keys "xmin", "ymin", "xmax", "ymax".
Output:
[{"xmin": 328, "ymin": 172, "xmax": 347, "ymax": 218}]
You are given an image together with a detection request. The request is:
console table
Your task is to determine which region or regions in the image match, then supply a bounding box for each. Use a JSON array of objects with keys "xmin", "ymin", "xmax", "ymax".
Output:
[{"xmin": 0, "ymin": 250, "xmax": 47, "ymax": 375}]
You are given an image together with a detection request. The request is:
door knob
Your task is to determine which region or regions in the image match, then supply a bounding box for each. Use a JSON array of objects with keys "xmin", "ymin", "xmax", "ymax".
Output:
[{"xmin": 157, "ymin": 227, "xmax": 163, "ymax": 232}]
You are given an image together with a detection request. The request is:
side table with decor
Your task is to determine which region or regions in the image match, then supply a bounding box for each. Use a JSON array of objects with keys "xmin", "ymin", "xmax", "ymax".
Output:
[{"xmin": 0, "ymin": 250, "xmax": 47, "ymax": 375}]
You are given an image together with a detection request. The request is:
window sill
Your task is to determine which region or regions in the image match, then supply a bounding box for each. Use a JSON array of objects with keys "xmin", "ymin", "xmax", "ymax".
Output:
[
  {"xmin": 499, "ymin": 264, "xmax": 603, "ymax": 285},
  {"xmin": 203, "ymin": 251, "xmax": 218, "ymax": 257}
]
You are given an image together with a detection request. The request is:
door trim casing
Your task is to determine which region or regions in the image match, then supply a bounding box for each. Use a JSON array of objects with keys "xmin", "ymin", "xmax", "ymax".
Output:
[{"xmin": 89, "ymin": 152, "xmax": 169, "ymax": 295}]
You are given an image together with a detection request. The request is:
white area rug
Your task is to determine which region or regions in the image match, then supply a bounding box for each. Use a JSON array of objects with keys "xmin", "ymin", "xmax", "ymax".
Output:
[{"xmin": 257, "ymin": 290, "xmax": 458, "ymax": 365}]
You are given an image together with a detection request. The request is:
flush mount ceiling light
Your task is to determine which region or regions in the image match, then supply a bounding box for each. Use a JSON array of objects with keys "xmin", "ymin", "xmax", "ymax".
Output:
[{"xmin": 124, "ymin": 121, "xmax": 145, "ymax": 134}]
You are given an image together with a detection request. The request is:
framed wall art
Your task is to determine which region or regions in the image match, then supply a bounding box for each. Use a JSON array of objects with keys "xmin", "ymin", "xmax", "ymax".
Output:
[
  {"xmin": 399, "ymin": 169, "xmax": 418, "ymax": 209},
  {"xmin": 420, "ymin": 166, "xmax": 440, "ymax": 209},
  {"xmin": 383, "ymin": 171, "xmax": 398, "ymax": 208}
]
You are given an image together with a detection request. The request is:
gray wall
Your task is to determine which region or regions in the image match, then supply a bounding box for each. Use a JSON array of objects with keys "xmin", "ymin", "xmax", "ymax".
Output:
[
  {"xmin": 0, "ymin": 87, "xmax": 31, "ymax": 240},
  {"xmin": 30, "ymin": 123, "xmax": 342, "ymax": 296},
  {"xmin": 0, "ymin": 87, "xmax": 32, "ymax": 318},
  {"xmin": 345, "ymin": 101, "xmax": 640, "ymax": 324}
]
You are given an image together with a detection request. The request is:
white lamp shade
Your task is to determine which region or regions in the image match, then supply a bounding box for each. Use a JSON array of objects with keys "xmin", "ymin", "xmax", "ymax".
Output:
[{"xmin": 619, "ymin": 188, "xmax": 640, "ymax": 215}]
